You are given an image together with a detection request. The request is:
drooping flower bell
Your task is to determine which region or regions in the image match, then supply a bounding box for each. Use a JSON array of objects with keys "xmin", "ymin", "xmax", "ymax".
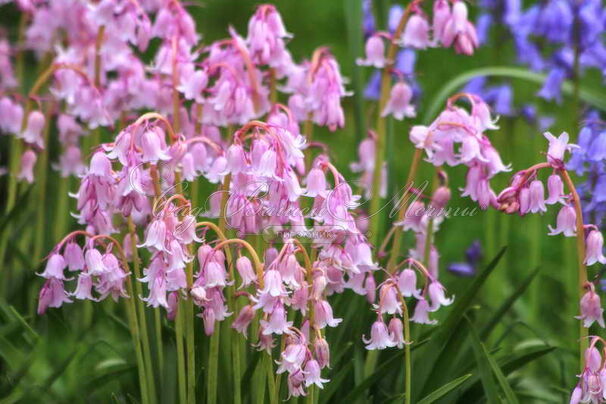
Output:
[
  {"xmin": 577, "ymin": 282, "xmax": 605, "ymax": 328},
  {"xmin": 357, "ymin": 36, "xmax": 387, "ymax": 68},
  {"xmin": 363, "ymin": 319, "xmax": 396, "ymax": 350},
  {"xmin": 400, "ymin": 14, "xmax": 431, "ymax": 49},
  {"xmin": 585, "ymin": 229, "xmax": 606, "ymax": 266},
  {"xmin": 439, "ymin": 1, "xmax": 479, "ymax": 55},
  {"xmin": 381, "ymin": 81, "xmax": 416, "ymax": 120}
]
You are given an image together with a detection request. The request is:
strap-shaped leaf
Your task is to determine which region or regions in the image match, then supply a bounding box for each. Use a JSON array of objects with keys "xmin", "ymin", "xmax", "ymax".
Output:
[
  {"xmin": 467, "ymin": 317, "xmax": 519, "ymax": 404},
  {"xmin": 423, "ymin": 66, "xmax": 606, "ymax": 124},
  {"xmin": 417, "ymin": 374, "xmax": 473, "ymax": 404}
]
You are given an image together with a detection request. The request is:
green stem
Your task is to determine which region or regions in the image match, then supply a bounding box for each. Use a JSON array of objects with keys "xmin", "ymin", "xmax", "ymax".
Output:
[
  {"xmin": 232, "ymin": 331, "xmax": 243, "ymax": 404},
  {"xmin": 387, "ymin": 149, "xmax": 423, "ymax": 272},
  {"xmin": 207, "ymin": 325, "xmax": 220, "ymax": 404},
  {"xmin": 128, "ymin": 218, "xmax": 157, "ymax": 403},
  {"xmin": 154, "ymin": 309, "xmax": 164, "ymax": 384},
  {"xmin": 54, "ymin": 176, "xmax": 71, "ymax": 239},
  {"xmin": 304, "ymin": 117, "xmax": 314, "ymax": 168},
  {"xmin": 369, "ymin": 5, "xmax": 414, "ymax": 245},
  {"xmin": 403, "ymin": 303, "xmax": 411, "ymax": 404},
  {"xmin": 561, "ymin": 170, "xmax": 589, "ymax": 371},
  {"xmin": 125, "ymin": 273, "xmax": 151, "ymax": 403},
  {"xmin": 267, "ymin": 354, "xmax": 278, "ymax": 404},
  {"xmin": 176, "ymin": 303, "xmax": 187, "ymax": 403},
  {"xmin": 306, "ymin": 385, "xmax": 315, "ymax": 404},
  {"xmin": 185, "ymin": 259, "xmax": 196, "ymax": 404},
  {"xmin": 90, "ymin": 26, "xmax": 105, "ymax": 148},
  {"xmin": 33, "ymin": 103, "xmax": 54, "ymax": 261},
  {"xmin": 225, "ymin": 251, "xmax": 242, "ymax": 404},
  {"xmin": 205, "ymin": 181, "xmax": 233, "ymax": 404},
  {"xmin": 0, "ymin": 13, "xmax": 29, "ymax": 291}
]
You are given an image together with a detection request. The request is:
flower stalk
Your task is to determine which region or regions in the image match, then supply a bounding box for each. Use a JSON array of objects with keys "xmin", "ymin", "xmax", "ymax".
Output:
[{"xmin": 369, "ymin": 2, "xmax": 417, "ymax": 245}]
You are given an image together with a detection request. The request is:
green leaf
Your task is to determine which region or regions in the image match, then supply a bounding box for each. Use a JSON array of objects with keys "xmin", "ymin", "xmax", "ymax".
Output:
[
  {"xmin": 0, "ymin": 186, "xmax": 33, "ymax": 235},
  {"xmin": 481, "ymin": 267, "xmax": 540, "ymax": 339},
  {"xmin": 466, "ymin": 317, "xmax": 501, "ymax": 403},
  {"xmin": 340, "ymin": 339, "xmax": 429, "ymax": 401},
  {"xmin": 417, "ymin": 247, "xmax": 507, "ymax": 397},
  {"xmin": 84, "ymin": 361, "xmax": 135, "ymax": 393},
  {"xmin": 319, "ymin": 361, "xmax": 354, "ymax": 404},
  {"xmin": 241, "ymin": 349, "xmax": 262, "ymax": 400},
  {"xmin": 417, "ymin": 374, "xmax": 473, "ymax": 404},
  {"xmin": 423, "ymin": 66, "xmax": 606, "ymax": 124},
  {"xmin": 437, "ymin": 247, "xmax": 507, "ymax": 340},
  {"xmin": 460, "ymin": 343, "xmax": 556, "ymax": 402},
  {"xmin": 473, "ymin": 320, "xmax": 520, "ymax": 403}
]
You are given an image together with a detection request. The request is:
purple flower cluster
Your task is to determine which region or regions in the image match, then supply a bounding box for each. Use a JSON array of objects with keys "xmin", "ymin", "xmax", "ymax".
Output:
[
  {"xmin": 411, "ymin": 93, "xmax": 510, "ymax": 209},
  {"xmin": 477, "ymin": 0, "xmax": 606, "ymax": 102},
  {"xmin": 568, "ymin": 111, "xmax": 606, "ymax": 225}
]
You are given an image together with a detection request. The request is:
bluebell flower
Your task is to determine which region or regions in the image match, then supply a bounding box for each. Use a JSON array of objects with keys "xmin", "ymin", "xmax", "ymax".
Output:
[
  {"xmin": 538, "ymin": 67, "xmax": 567, "ymax": 102},
  {"xmin": 517, "ymin": 104, "xmax": 554, "ymax": 130},
  {"xmin": 465, "ymin": 240, "xmax": 482, "ymax": 267},
  {"xmin": 490, "ymin": 85, "xmax": 514, "ymax": 116},
  {"xmin": 567, "ymin": 112, "xmax": 606, "ymax": 226},
  {"xmin": 361, "ymin": 7, "xmax": 419, "ymax": 102},
  {"xmin": 477, "ymin": 0, "xmax": 605, "ymax": 104},
  {"xmin": 592, "ymin": 174, "xmax": 606, "ymax": 205},
  {"xmin": 578, "ymin": 0, "xmax": 605, "ymax": 49},
  {"xmin": 448, "ymin": 241, "xmax": 482, "ymax": 277},
  {"xmin": 588, "ymin": 132, "xmax": 606, "ymax": 162},
  {"xmin": 388, "ymin": 5, "xmax": 404, "ymax": 33},
  {"xmin": 362, "ymin": 0, "xmax": 375, "ymax": 38},
  {"xmin": 503, "ymin": 0, "xmax": 522, "ymax": 26},
  {"xmin": 476, "ymin": 14, "xmax": 493, "ymax": 45},
  {"xmin": 395, "ymin": 48, "xmax": 416, "ymax": 77},
  {"xmin": 568, "ymin": 111, "xmax": 602, "ymax": 173},
  {"xmin": 364, "ymin": 70, "xmax": 381, "ymax": 100},
  {"xmin": 535, "ymin": 0, "xmax": 573, "ymax": 44},
  {"xmin": 464, "ymin": 77, "xmax": 487, "ymax": 96},
  {"xmin": 513, "ymin": 36, "xmax": 545, "ymax": 71}
]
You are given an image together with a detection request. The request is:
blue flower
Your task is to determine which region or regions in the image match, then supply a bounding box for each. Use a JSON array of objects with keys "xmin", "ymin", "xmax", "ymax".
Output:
[
  {"xmin": 538, "ymin": 67, "xmax": 566, "ymax": 102},
  {"xmin": 588, "ymin": 132, "xmax": 606, "ymax": 162},
  {"xmin": 448, "ymin": 241, "xmax": 482, "ymax": 277},
  {"xmin": 364, "ymin": 71, "xmax": 381, "ymax": 100},
  {"xmin": 535, "ymin": 0, "xmax": 573, "ymax": 44}
]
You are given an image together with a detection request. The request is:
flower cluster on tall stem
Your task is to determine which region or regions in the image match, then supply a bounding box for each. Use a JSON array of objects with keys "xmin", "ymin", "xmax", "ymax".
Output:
[
  {"xmin": 360, "ymin": 0, "xmax": 481, "ymax": 245},
  {"xmin": 571, "ymin": 336, "xmax": 606, "ymax": 404},
  {"xmin": 496, "ymin": 131, "xmax": 606, "ymax": 370}
]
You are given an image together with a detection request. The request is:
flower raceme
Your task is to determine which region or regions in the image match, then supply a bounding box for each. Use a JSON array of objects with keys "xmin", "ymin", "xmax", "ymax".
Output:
[
  {"xmin": 0, "ymin": 0, "xmax": 349, "ymax": 188},
  {"xmin": 411, "ymin": 93, "xmax": 509, "ymax": 209},
  {"xmin": 496, "ymin": 132, "xmax": 606, "ymax": 278},
  {"xmin": 363, "ymin": 258, "xmax": 453, "ymax": 350},
  {"xmin": 571, "ymin": 337, "xmax": 606, "ymax": 404}
]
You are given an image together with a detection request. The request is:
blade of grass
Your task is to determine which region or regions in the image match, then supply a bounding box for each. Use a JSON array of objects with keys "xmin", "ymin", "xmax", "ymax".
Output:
[
  {"xmin": 341, "ymin": 339, "xmax": 429, "ymax": 401},
  {"xmin": 465, "ymin": 317, "xmax": 500, "ymax": 403},
  {"xmin": 459, "ymin": 344, "xmax": 556, "ymax": 402},
  {"xmin": 423, "ymin": 66, "xmax": 606, "ymax": 124},
  {"xmin": 417, "ymin": 374, "xmax": 473, "ymax": 404},
  {"xmin": 417, "ymin": 247, "xmax": 507, "ymax": 397},
  {"xmin": 480, "ymin": 267, "xmax": 540, "ymax": 339}
]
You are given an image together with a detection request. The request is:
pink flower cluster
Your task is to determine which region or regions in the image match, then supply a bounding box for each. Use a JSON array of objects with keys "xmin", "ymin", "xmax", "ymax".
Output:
[
  {"xmin": 495, "ymin": 132, "xmax": 606, "ymax": 330},
  {"xmin": 571, "ymin": 337, "xmax": 606, "ymax": 404},
  {"xmin": 411, "ymin": 93, "xmax": 510, "ymax": 209},
  {"xmin": 364, "ymin": 258, "xmax": 453, "ymax": 350},
  {"xmin": 497, "ymin": 133, "xmax": 606, "ymax": 272},
  {"xmin": 0, "ymin": 1, "xmax": 348, "ymax": 190},
  {"xmin": 37, "ymin": 233, "xmax": 129, "ymax": 315}
]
